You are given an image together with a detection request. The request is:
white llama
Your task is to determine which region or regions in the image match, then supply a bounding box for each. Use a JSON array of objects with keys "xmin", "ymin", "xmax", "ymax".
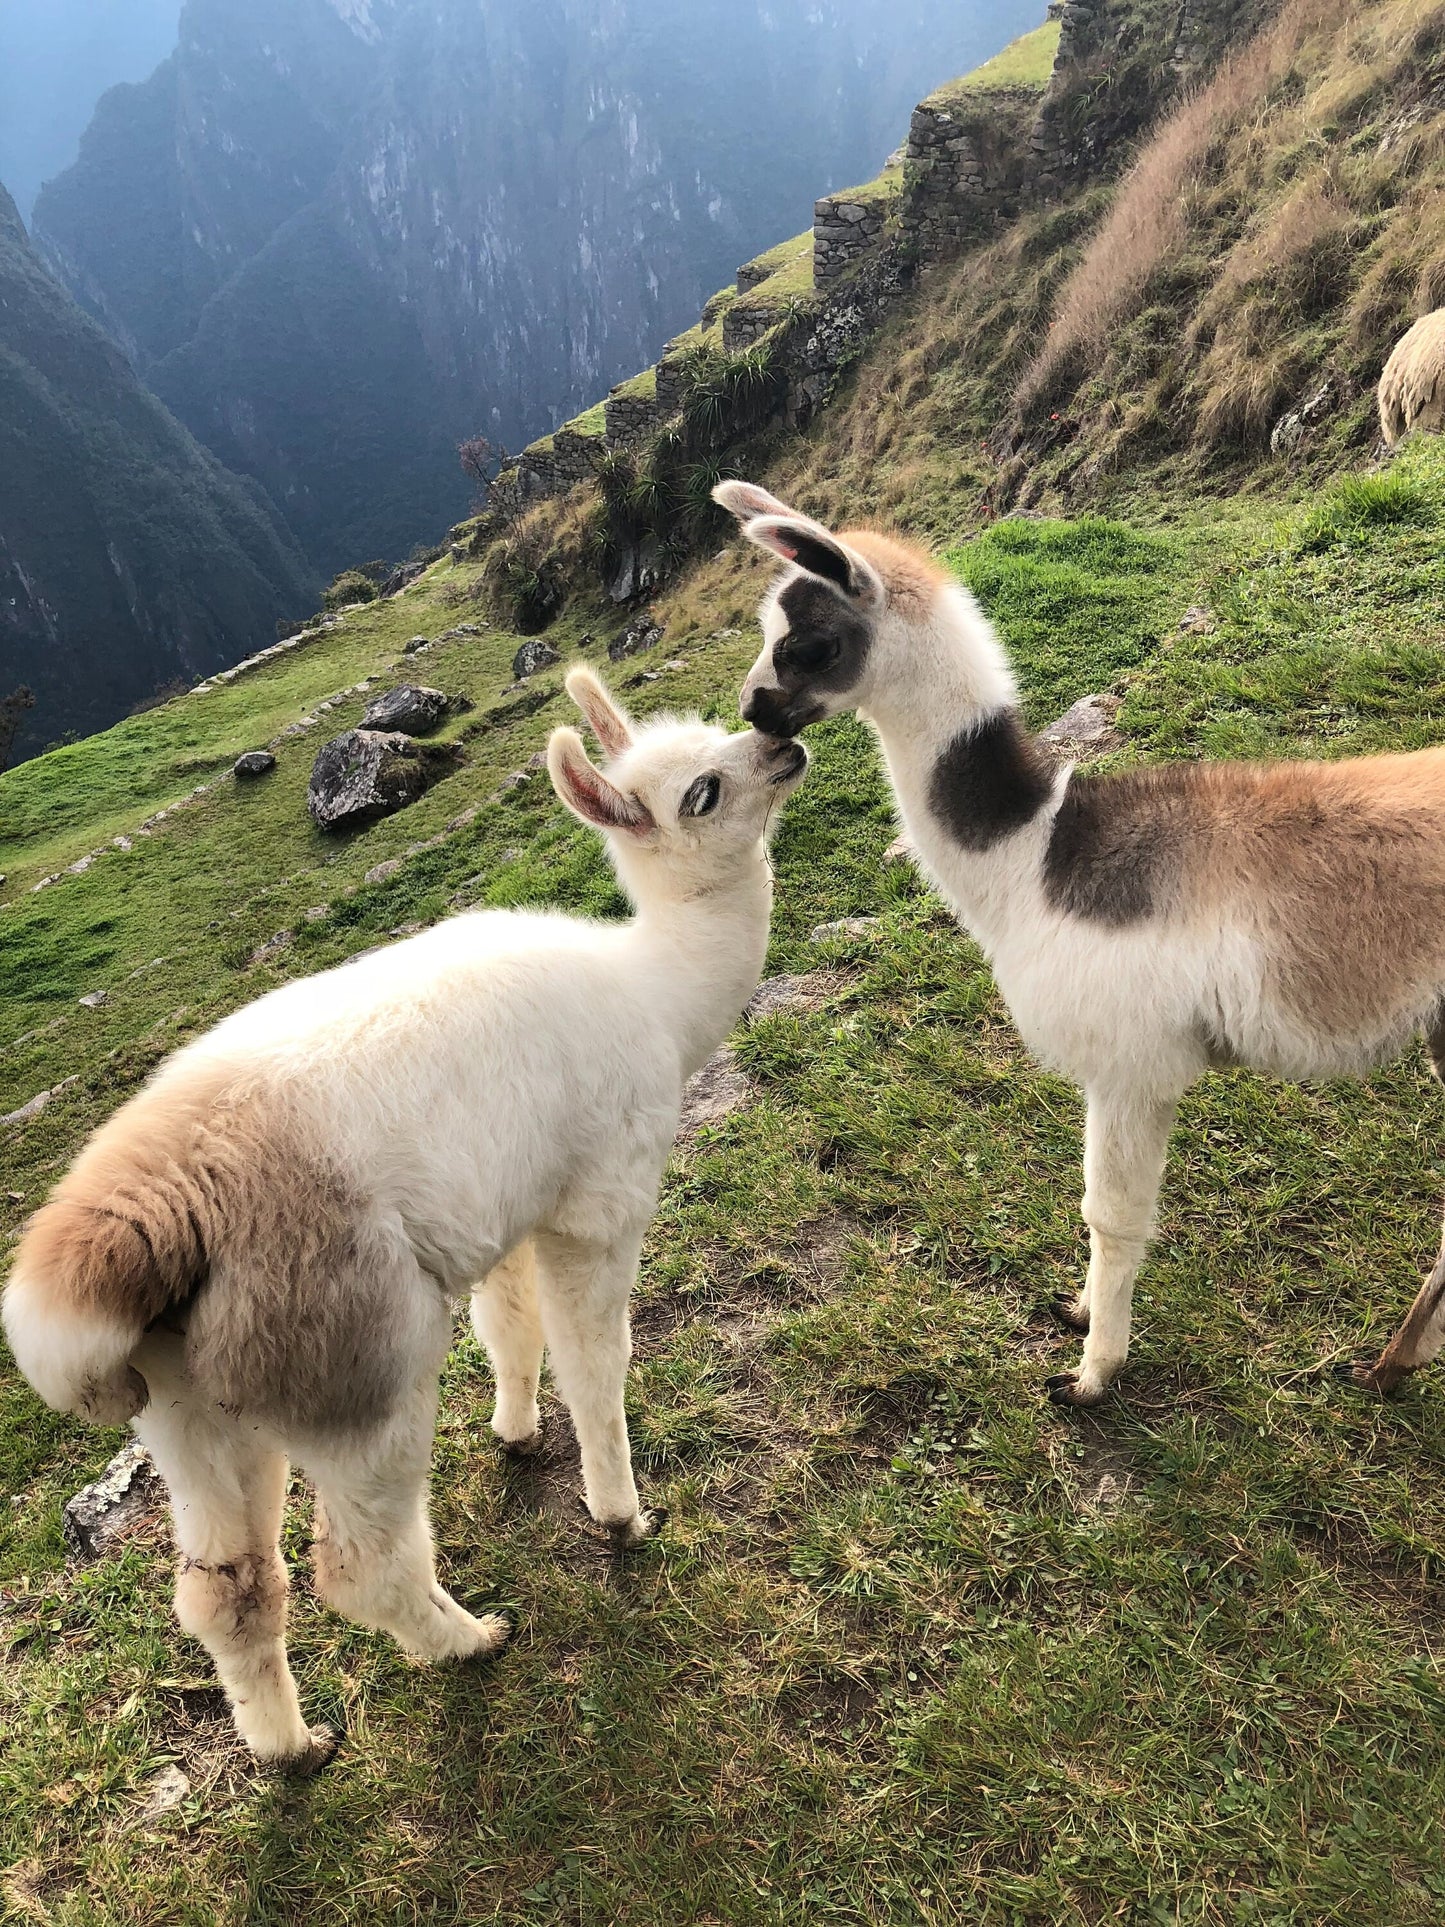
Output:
[
  {"xmin": 3, "ymin": 667, "xmax": 807, "ymax": 1769},
  {"xmin": 716, "ymin": 477, "xmax": 1445, "ymax": 1411}
]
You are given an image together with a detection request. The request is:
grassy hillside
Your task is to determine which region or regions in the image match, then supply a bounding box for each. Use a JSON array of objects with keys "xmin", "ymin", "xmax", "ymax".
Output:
[
  {"xmin": 11, "ymin": 1, "xmax": 1445, "ymax": 1915},
  {"xmin": 7, "ymin": 422, "xmax": 1445, "ymax": 1918}
]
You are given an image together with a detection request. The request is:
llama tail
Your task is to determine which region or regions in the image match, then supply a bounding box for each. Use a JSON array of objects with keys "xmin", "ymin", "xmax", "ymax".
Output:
[{"xmin": 3, "ymin": 1144, "xmax": 207, "ymax": 1426}]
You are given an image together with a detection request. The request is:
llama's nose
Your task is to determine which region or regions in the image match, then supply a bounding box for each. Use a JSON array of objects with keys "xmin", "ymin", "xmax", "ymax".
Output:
[{"xmin": 742, "ymin": 684, "xmax": 795, "ymax": 737}]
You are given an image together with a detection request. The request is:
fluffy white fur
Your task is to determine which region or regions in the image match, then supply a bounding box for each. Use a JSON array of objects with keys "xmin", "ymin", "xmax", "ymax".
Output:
[{"xmin": 4, "ymin": 668, "xmax": 806, "ymax": 1766}]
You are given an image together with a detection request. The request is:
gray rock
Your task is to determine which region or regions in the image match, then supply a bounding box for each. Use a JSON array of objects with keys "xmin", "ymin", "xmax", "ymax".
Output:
[
  {"xmin": 360, "ymin": 685, "xmax": 450, "ymax": 736},
  {"xmin": 233, "ymin": 750, "xmax": 276, "ymax": 780},
  {"xmin": 127, "ymin": 1765, "xmax": 191, "ymax": 1829},
  {"xmin": 1179, "ymin": 605, "xmax": 1216, "ymax": 635},
  {"xmin": 364, "ymin": 858, "xmax": 404, "ymax": 885},
  {"xmin": 744, "ymin": 973, "xmax": 833, "ymax": 1021},
  {"xmin": 308, "ymin": 729, "xmax": 453, "ymax": 832},
  {"xmin": 78, "ymin": 989, "xmax": 109, "ymax": 1009},
  {"xmin": 404, "ymin": 634, "xmax": 431, "ymax": 653},
  {"xmin": 512, "ymin": 639, "xmax": 562, "ymax": 679},
  {"xmin": 1270, "ymin": 379, "xmax": 1335, "ymax": 456},
  {"xmin": 811, "ymin": 916, "xmax": 880, "ymax": 943},
  {"xmin": 608, "ymin": 617, "xmax": 665, "ymax": 663},
  {"xmin": 883, "ymin": 833, "xmax": 915, "ymax": 867},
  {"xmin": 248, "ymin": 929, "xmax": 294, "ymax": 964},
  {"xmin": 1, "ymin": 1076, "xmax": 80, "ymax": 1127},
  {"xmin": 1039, "ymin": 693, "xmax": 1123, "ymax": 760},
  {"xmin": 677, "ymin": 1046, "xmax": 752, "ymax": 1137},
  {"xmin": 63, "ymin": 1442, "xmax": 163, "ymax": 1560}
]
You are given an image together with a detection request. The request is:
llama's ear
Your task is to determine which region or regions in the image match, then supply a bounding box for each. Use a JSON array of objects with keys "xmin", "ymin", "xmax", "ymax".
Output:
[
  {"xmin": 565, "ymin": 665, "xmax": 633, "ymax": 759},
  {"xmin": 548, "ymin": 727, "xmax": 654, "ymax": 837},
  {"xmin": 744, "ymin": 515, "xmax": 882, "ymax": 605},
  {"xmin": 712, "ymin": 478, "xmax": 797, "ymax": 524}
]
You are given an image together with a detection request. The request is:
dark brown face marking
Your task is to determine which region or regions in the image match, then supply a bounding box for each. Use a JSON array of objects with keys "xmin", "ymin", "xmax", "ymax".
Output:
[
  {"xmin": 1043, "ymin": 765, "xmax": 1195, "ymax": 924},
  {"xmin": 742, "ymin": 577, "xmax": 872, "ymax": 738},
  {"xmin": 928, "ymin": 712, "xmax": 1054, "ymax": 851}
]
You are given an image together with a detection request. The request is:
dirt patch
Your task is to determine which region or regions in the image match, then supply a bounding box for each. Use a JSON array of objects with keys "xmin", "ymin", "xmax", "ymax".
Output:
[{"xmin": 150, "ymin": 1681, "xmax": 257, "ymax": 1808}]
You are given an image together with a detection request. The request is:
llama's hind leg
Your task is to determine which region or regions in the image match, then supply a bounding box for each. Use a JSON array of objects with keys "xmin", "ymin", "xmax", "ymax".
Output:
[
  {"xmin": 132, "ymin": 1350, "xmax": 333, "ymax": 1770},
  {"xmin": 471, "ymin": 1241, "xmax": 545, "ymax": 1454},
  {"xmin": 303, "ymin": 1379, "xmax": 513, "ymax": 1664},
  {"xmin": 1340, "ymin": 1217, "xmax": 1445, "ymax": 1397}
]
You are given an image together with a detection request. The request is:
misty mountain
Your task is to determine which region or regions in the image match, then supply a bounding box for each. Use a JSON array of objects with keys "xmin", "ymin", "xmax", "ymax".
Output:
[
  {"xmin": 33, "ymin": 0, "xmax": 1042, "ymax": 574},
  {"xmin": 0, "ymin": 183, "xmax": 315, "ymax": 763},
  {"xmin": 0, "ymin": 0, "xmax": 181, "ymax": 221}
]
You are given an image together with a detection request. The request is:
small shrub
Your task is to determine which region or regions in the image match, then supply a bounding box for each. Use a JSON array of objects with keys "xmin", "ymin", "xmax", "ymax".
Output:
[{"xmin": 323, "ymin": 568, "xmax": 379, "ymax": 611}]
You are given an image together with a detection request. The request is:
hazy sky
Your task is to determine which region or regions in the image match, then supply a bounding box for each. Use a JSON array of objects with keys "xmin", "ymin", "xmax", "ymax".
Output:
[{"xmin": 0, "ymin": 0, "xmax": 181, "ymax": 221}]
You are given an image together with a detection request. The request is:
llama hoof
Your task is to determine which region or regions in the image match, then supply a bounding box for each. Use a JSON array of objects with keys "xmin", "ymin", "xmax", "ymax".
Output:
[
  {"xmin": 270, "ymin": 1721, "xmax": 344, "ymax": 1777},
  {"xmin": 623, "ymin": 1506, "xmax": 668, "ymax": 1546},
  {"xmin": 1045, "ymin": 1370, "xmax": 1106, "ymax": 1409},
  {"xmin": 580, "ymin": 1498, "xmax": 668, "ymax": 1545},
  {"xmin": 461, "ymin": 1608, "xmax": 516, "ymax": 1663},
  {"xmin": 496, "ymin": 1427, "xmax": 543, "ymax": 1459},
  {"xmin": 1047, "ymin": 1296, "xmax": 1090, "ymax": 1336},
  {"xmin": 1332, "ymin": 1359, "xmax": 1408, "ymax": 1399}
]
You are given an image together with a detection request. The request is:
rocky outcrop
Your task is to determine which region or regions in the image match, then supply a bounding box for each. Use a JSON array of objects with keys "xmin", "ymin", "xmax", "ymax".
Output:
[
  {"xmin": 233, "ymin": 750, "xmax": 276, "ymax": 779},
  {"xmin": 513, "ymin": 640, "xmax": 562, "ymax": 679},
  {"xmin": 360, "ymin": 685, "xmax": 452, "ymax": 735},
  {"xmin": 608, "ymin": 618, "xmax": 665, "ymax": 662},
  {"xmin": 307, "ymin": 730, "xmax": 458, "ymax": 832}
]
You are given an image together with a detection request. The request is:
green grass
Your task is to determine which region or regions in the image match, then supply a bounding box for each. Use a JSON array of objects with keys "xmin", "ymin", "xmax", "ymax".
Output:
[
  {"xmin": 610, "ymin": 366, "xmax": 657, "ymax": 404},
  {"xmin": 9, "ymin": 443, "xmax": 1445, "ymax": 1919},
  {"xmin": 929, "ymin": 18, "xmax": 1062, "ymax": 106},
  {"xmin": 823, "ymin": 167, "xmax": 903, "ymax": 210},
  {"xmin": 560, "ymin": 402, "xmax": 607, "ymax": 440},
  {"xmin": 739, "ymin": 231, "xmax": 814, "ymax": 286}
]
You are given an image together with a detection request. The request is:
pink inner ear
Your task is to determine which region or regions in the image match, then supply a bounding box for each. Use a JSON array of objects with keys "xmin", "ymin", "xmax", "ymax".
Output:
[{"xmin": 775, "ymin": 540, "xmax": 798, "ymax": 560}]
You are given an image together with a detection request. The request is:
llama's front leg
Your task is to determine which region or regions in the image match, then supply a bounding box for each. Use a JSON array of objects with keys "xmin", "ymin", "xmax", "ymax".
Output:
[
  {"xmin": 1047, "ymin": 1089, "xmax": 1177, "ymax": 1408},
  {"xmin": 472, "ymin": 1242, "xmax": 545, "ymax": 1453},
  {"xmin": 533, "ymin": 1228, "xmax": 661, "ymax": 1543}
]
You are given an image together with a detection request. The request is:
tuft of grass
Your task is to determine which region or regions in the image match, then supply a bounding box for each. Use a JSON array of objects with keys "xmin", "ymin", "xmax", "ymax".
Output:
[{"xmin": 1295, "ymin": 467, "xmax": 1437, "ymax": 550}]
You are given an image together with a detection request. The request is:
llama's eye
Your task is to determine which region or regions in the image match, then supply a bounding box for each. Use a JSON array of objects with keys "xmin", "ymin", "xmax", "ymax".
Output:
[
  {"xmin": 785, "ymin": 633, "xmax": 839, "ymax": 673},
  {"xmin": 681, "ymin": 774, "xmax": 722, "ymax": 818}
]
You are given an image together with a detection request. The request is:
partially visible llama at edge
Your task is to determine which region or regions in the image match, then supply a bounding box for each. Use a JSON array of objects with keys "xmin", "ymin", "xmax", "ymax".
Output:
[
  {"xmin": 4, "ymin": 668, "xmax": 807, "ymax": 1769},
  {"xmin": 1379, "ymin": 308, "xmax": 1445, "ymax": 444},
  {"xmin": 718, "ymin": 476, "xmax": 1445, "ymax": 1411}
]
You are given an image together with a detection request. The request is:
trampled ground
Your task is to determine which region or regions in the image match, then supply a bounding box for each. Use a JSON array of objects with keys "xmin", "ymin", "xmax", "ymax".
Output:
[{"xmin": 5, "ymin": 445, "xmax": 1445, "ymax": 1922}]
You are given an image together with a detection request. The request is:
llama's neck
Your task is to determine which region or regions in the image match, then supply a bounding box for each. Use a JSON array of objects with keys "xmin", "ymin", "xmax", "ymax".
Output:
[
  {"xmin": 626, "ymin": 855, "xmax": 774, "ymax": 1078},
  {"xmin": 860, "ymin": 606, "xmax": 1060, "ymax": 947}
]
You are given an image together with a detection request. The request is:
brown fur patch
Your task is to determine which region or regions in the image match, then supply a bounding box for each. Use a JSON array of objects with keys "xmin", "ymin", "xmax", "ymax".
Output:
[
  {"xmin": 1090, "ymin": 747, "xmax": 1445, "ymax": 1036},
  {"xmin": 20, "ymin": 1061, "xmax": 430, "ymax": 1436},
  {"xmin": 1196, "ymin": 750, "xmax": 1445, "ymax": 1035},
  {"xmin": 842, "ymin": 528, "xmax": 949, "ymax": 616}
]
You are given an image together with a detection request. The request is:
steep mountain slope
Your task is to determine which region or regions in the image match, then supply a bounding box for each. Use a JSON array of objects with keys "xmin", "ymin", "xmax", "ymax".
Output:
[
  {"xmin": 32, "ymin": 0, "xmax": 1041, "ymax": 573},
  {"xmin": 0, "ymin": 185, "xmax": 316, "ymax": 762}
]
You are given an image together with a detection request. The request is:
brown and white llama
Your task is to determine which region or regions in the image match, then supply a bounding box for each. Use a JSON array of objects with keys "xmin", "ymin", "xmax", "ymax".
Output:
[{"xmin": 717, "ymin": 476, "xmax": 1445, "ymax": 1409}]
